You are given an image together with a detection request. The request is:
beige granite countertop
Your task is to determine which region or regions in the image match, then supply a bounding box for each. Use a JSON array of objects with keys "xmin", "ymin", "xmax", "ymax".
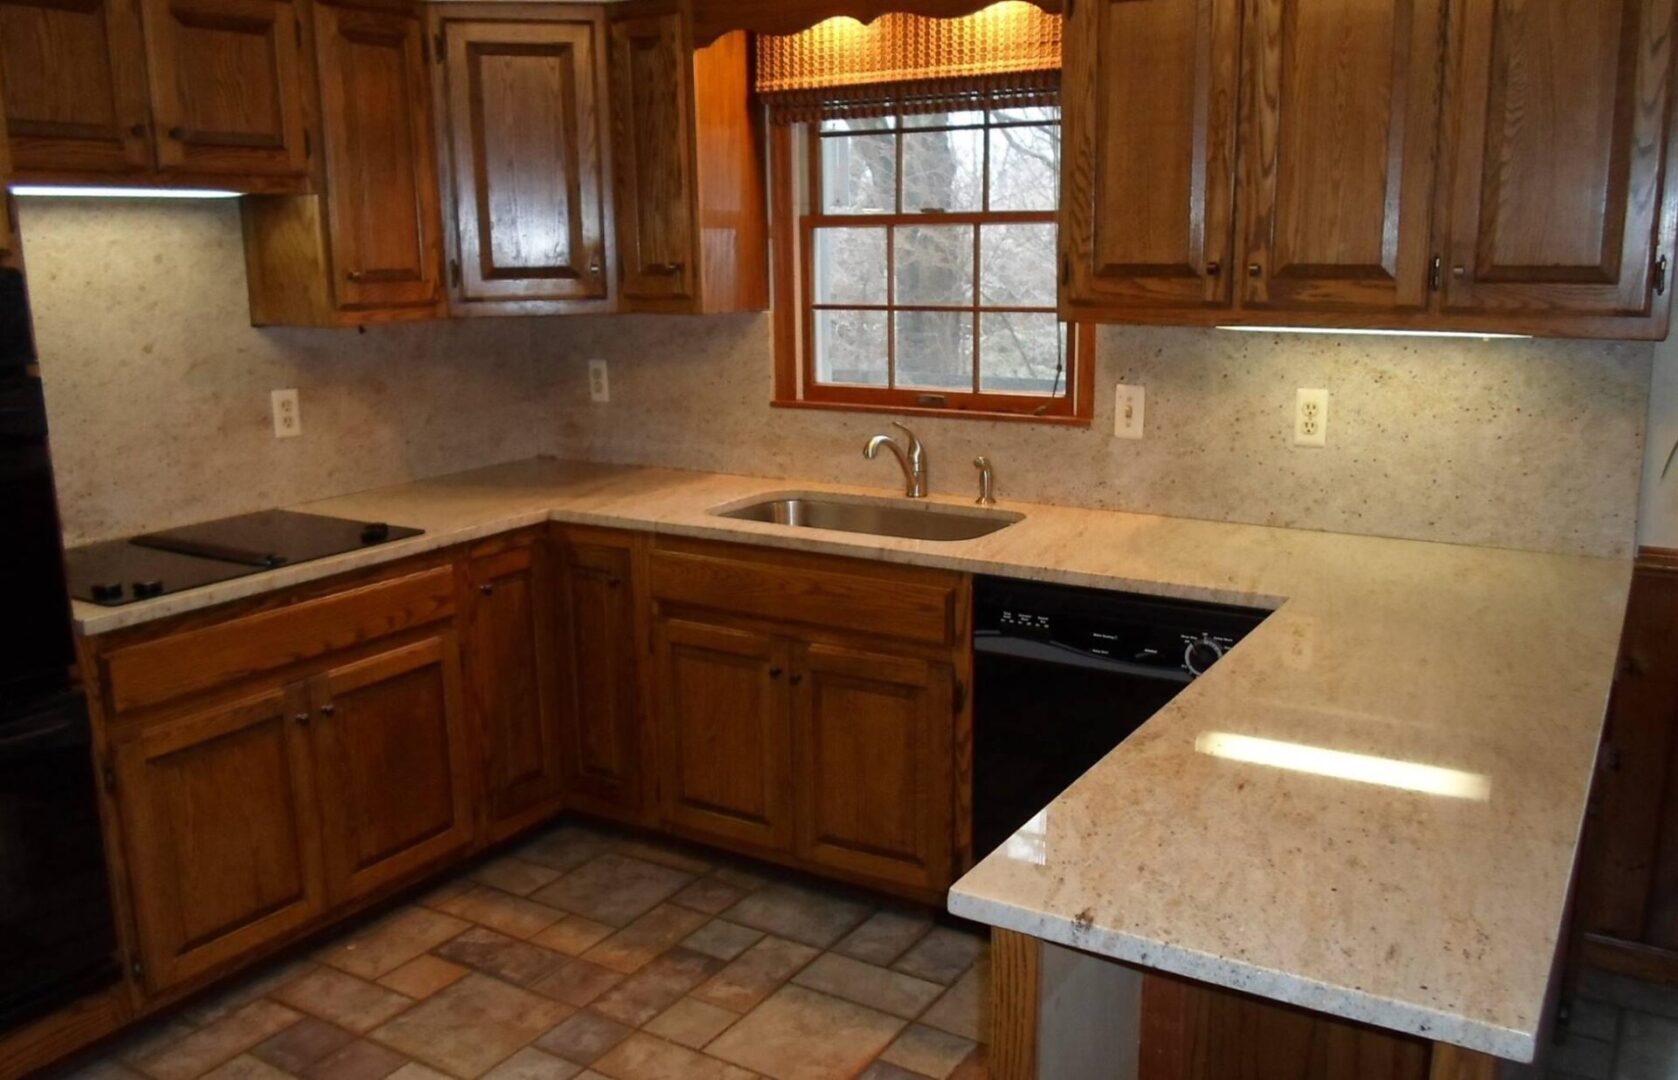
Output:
[{"xmin": 70, "ymin": 457, "xmax": 1630, "ymax": 1062}]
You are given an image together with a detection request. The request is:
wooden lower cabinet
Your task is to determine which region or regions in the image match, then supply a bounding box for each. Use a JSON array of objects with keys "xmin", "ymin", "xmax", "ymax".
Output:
[
  {"xmin": 114, "ymin": 683, "xmax": 325, "ymax": 993},
  {"xmin": 554, "ymin": 528, "xmax": 648, "ymax": 823},
  {"xmin": 793, "ymin": 643, "xmax": 953, "ymax": 890},
  {"xmin": 654, "ymin": 616, "xmax": 793, "ymax": 850},
  {"xmin": 467, "ymin": 536, "xmax": 563, "ymax": 841},
  {"xmin": 308, "ymin": 633, "xmax": 474, "ymax": 904}
]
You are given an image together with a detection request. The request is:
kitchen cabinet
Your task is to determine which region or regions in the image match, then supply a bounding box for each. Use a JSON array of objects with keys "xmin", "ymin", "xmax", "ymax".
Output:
[
  {"xmin": 431, "ymin": 6, "xmax": 613, "ymax": 315},
  {"xmin": 608, "ymin": 3, "xmax": 766, "ymax": 313},
  {"xmin": 1436, "ymin": 0, "xmax": 1677, "ymax": 331},
  {"xmin": 137, "ymin": 0, "xmax": 311, "ymax": 180},
  {"xmin": 243, "ymin": 0, "xmax": 444, "ymax": 326},
  {"xmin": 553, "ymin": 527, "xmax": 649, "ymax": 825},
  {"xmin": 309, "ymin": 633, "xmax": 474, "ymax": 903},
  {"xmin": 1060, "ymin": 0, "xmax": 1678, "ymax": 338},
  {"xmin": 466, "ymin": 533, "xmax": 564, "ymax": 842},
  {"xmin": 114, "ymin": 683, "xmax": 326, "ymax": 993},
  {"xmin": 792, "ymin": 643, "xmax": 954, "ymax": 890},
  {"xmin": 0, "ymin": 0, "xmax": 151, "ymax": 176},
  {"xmin": 1, "ymin": 105, "xmax": 15, "ymax": 257}
]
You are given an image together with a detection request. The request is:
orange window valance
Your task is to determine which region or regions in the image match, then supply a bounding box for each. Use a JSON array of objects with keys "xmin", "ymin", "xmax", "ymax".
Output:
[{"xmin": 754, "ymin": 1, "xmax": 1061, "ymax": 123}]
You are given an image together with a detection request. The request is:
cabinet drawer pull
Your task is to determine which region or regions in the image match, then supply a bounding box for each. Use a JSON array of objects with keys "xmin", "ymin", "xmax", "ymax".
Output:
[
  {"xmin": 606, "ymin": 576, "xmax": 623, "ymax": 588},
  {"xmin": 129, "ymin": 123, "xmax": 147, "ymax": 137},
  {"xmin": 294, "ymin": 712, "xmax": 311, "ymax": 726},
  {"xmin": 651, "ymin": 261, "xmax": 684, "ymax": 275},
  {"xmin": 768, "ymin": 667, "xmax": 783, "ymax": 679},
  {"xmin": 587, "ymin": 256, "xmax": 602, "ymax": 278},
  {"xmin": 789, "ymin": 673, "xmax": 804, "ymax": 686},
  {"xmin": 167, "ymin": 125, "xmax": 186, "ymax": 141},
  {"xmin": 346, "ymin": 270, "xmax": 365, "ymax": 283},
  {"xmin": 1248, "ymin": 263, "xmax": 1262, "ymax": 278},
  {"xmin": 1205, "ymin": 261, "xmax": 1221, "ymax": 277},
  {"xmin": 479, "ymin": 583, "xmax": 495, "ymax": 596},
  {"xmin": 318, "ymin": 703, "xmax": 336, "ymax": 717}
]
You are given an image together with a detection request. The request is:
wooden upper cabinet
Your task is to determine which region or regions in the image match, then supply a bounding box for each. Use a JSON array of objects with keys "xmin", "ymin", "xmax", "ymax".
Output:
[
  {"xmin": 115, "ymin": 683, "xmax": 326, "ymax": 993},
  {"xmin": 1238, "ymin": 0, "xmax": 1443, "ymax": 314},
  {"xmin": 1438, "ymin": 0, "xmax": 1678, "ymax": 328},
  {"xmin": 308, "ymin": 633, "xmax": 473, "ymax": 903},
  {"xmin": 791, "ymin": 643, "xmax": 953, "ymax": 891},
  {"xmin": 555, "ymin": 529, "xmax": 647, "ymax": 825},
  {"xmin": 1060, "ymin": 0, "xmax": 1241, "ymax": 314},
  {"xmin": 0, "ymin": 108, "xmax": 14, "ymax": 257},
  {"xmin": 0, "ymin": 0, "xmax": 151, "ymax": 175},
  {"xmin": 466, "ymin": 537, "xmax": 562, "ymax": 842},
  {"xmin": 653, "ymin": 616, "xmax": 793, "ymax": 852},
  {"xmin": 138, "ymin": 0, "xmax": 311, "ymax": 178},
  {"xmin": 434, "ymin": 9, "xmax": 611, "ymax": 313},
  {"xmin": 313, "ymin": 3, "xmax": 441, "ymax": 312}
]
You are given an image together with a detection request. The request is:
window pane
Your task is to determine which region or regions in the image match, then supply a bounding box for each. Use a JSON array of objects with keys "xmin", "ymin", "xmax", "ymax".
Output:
[
  {"xmin": 896, "ymin": 311, "xmax": 974, "ymax": 391},
  {"xmin": 988, "ymin": 124, "xmax": 1059, "ymax": 211},
  {"xmin": 979, "ymin": 313, "xmax": 1065, "ymax": 395},
  {"xmin": 813, "ymin": 227, "xmax": 887, "ymax": 304},
  {"xmin": 814, "ymin": 309, "xmax": 888, "ymax": 386},
  {"xmin": 990, "ymin": 104, "xmax": 1058, "ymax": 124},
  {"xmin": 980, "ymin": 223, "xmax": 1057, "ymax": 308},
  {"xmin": 902, "ymin": 127, "xmax": 982, "ymax": 212},
  {"xmin": 895, "ymin": 225, "xmax": 974, "ymax": 305},
  {"xmin": 900, "ymin": 109, "xmax": 984, "ymax": 130},
  {"xmin": 821, "ymin": 134, "xmax": 896, "ymax": 213},
  {"xmin": 821, "ymin": 115, "xmax": 895, "ymax": 132}
]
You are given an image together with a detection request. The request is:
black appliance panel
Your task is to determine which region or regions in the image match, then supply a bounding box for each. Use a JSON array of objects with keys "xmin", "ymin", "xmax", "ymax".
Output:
[{"xmin": 0, "ymin": 375, "xmax": 76, "ymax": 704}]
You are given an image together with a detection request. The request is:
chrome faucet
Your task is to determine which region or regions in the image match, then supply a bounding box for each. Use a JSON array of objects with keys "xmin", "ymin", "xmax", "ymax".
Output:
[
  {"xmin": 864, "ymin": 422, "xmax": 927, "ymax": 498},
  {"xmin": 973, "ymin": 456, "xmax": 995, "ymax": 505}
]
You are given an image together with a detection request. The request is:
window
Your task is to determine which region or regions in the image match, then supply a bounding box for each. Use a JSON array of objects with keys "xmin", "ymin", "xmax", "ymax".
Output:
[{"xmin": 771, "ymin": 101, "xmax": 1091, "ymax": 423}]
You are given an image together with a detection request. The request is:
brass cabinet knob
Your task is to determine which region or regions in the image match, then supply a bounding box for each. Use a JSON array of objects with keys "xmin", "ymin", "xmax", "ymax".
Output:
[
  {"xmin": 318, "ymin": 703, "xmax": 336, "ymax": 717},
  {"xmin": 479, "ymin": 583, "xmax": 494, "ymax": 596},
  {"xmin": 1248, "ymin": 263, "xmax": 1262, "ymax": 277},
  {"xmin": 1206, "ymin": 261, "xmax": 1221, "ymax": 277}
]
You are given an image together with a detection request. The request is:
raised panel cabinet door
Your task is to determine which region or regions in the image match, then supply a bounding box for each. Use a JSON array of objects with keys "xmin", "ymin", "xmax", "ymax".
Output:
[
  {"xmin": 1440, "ymin": 0, "xmax": 1677, "ymax": 318},
  {"xmin": 609, "ymin": 10, "xmax": 697, "ymax": 303},
  {"xmin": 115, "ymin": 683, "xmax": 326, "ymax": 993},
  {"xmin": 653, "ymin": 616, "xmax": 791, "ymax": 850},
  {"xmin": 555, "ymin": 534, "xmax": 644, "ymax": 822},
  {"xmin": 791, "ymin": 643, "xmax": 954, "ymax": 890},
  {"xmin": 138, "ymin": 0, "xmax": 310, "ymax": 177},
  {"xmin": 314, "ymin": 3, "xmax": 442, "ymax": 311},
  {"xmin": 0, "ymin": 0, "xmax": 151, "ymax": 174},
  {"xmin": 1060, "ymin": 0, "xmax": 1241, "ymax": 313},
  {"xmin": 467, "ymin": 541, "xmax": 562, "ymax": 841},
  {"xmin": 1239, "ymin": 0, "xmax": 1443, "ymax": 313},
  {"xmin": 309, "ymin": 634, "xmax": 474, "ymax": 903},
  {"xmin": 440, "ymin": 16, "xmax": 609, "ymax": 305},
  {"xmin": 0, "ymin": 110, "xmax": 14, "ymax": 255}
]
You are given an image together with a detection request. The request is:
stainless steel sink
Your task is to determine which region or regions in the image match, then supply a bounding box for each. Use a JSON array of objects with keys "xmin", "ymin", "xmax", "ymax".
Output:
[{"xmin": 716, "ymin": 494, "xmax": 1022, "ymax": 542}]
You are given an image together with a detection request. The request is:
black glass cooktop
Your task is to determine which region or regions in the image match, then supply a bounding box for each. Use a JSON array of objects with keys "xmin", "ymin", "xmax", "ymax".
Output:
[{"xmin": 64, "ymin": 510, "xmax": 423, "ymax": 606}]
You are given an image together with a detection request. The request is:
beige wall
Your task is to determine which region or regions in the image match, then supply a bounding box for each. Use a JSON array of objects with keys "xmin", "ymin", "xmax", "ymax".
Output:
[{"xmin": 18, "ymin": 198, "xmax": 1654, "ymax": 559}]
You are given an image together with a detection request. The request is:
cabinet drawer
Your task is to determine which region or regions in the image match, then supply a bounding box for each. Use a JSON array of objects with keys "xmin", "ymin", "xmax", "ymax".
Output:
[
  {"xmin": 649, "ymin": 545, "xmax": 958, "ymax": 647},
  {"xmin": 103, "ymin": 565, "xmax": 456, "ymax": 714}
]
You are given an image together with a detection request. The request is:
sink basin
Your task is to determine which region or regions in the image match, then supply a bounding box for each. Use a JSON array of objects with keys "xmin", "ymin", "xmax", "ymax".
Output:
[{"xmin": 716, "ymin": 494, "xmax": 1022, "ymax": 542}]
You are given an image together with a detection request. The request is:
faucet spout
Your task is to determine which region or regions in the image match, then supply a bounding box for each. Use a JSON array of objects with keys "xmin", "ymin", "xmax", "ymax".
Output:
[{"xmin": 862, "ymin": 423, "xmax": 928, "ymax": 498}]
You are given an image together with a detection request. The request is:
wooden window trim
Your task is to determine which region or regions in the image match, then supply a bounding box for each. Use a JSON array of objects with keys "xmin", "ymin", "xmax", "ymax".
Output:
[{"xmin": 769, "ymin": 121, "xmax": 1092, "ymax": 425}]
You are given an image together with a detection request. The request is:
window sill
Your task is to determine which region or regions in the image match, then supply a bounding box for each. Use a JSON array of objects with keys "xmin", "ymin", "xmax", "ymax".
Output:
[{"xmin": 770, "ymin": 397, "xmax": 1092, "ymax": 427}]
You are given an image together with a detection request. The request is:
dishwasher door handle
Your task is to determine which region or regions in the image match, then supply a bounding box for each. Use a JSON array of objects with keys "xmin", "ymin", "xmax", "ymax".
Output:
[{"xmin": 974, "ymin": 634, "xmax": 1194, "ymax": 685}]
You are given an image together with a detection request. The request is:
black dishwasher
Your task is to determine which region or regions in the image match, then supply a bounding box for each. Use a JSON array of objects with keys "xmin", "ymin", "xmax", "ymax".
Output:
[{"xmin": 972, "ymin": 576, "xmax": 1268, "ymax": 860}]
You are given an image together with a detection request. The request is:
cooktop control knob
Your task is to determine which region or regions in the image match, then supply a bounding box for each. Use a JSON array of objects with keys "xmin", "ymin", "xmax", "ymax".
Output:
[
  {"xmin": 91, "ymin": 582, "xmax": 125, "ymax": 602},
  {"xmin": 1184, "ymin": 634, "xmax": 1224, "ymax": 676},
  {"xmin": 360, "ymin": 522, "xmax": 390, "ymax": 544},
  {"xmin": 131, "ymin": 579, "xmax": 164, "ymax": 599}
]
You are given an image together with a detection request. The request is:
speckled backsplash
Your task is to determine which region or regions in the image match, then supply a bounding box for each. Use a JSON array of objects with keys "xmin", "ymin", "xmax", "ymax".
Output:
[
  {"xmin": 541, "ymin": 315, "xmax": 1653, "ymax": 558},
  {"xmin": 16, "ymin": 199, "xmax": 1653, "ymax": 558},
  {"xmin": 19, "ymin": 198, "xmax": 548, "ymax": 547}
]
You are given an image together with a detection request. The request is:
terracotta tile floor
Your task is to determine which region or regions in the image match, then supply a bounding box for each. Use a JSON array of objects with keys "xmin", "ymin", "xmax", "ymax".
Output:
[{"xmin": 59, "ymin": 823, "xmax": 991, "ymax": 1080}]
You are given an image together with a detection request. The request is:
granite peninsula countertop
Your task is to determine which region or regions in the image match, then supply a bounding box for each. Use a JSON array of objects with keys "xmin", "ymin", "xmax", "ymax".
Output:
[{"xmin": 70, "ymin": 457, "xmax": 1631, "ymax": 1062}]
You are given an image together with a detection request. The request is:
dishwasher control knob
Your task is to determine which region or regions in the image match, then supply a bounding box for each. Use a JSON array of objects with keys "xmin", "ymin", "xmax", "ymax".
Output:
[{"xmin": 1184, "ymin": 634, "xmax": 1224, "ymax": 676}]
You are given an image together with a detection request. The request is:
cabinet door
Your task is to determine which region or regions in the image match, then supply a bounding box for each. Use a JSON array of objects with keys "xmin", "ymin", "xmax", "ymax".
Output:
[
  {"xmin": 1239, "ymin": 0, "xmax": 1443, "ymax": 314},
  {"xmin": 467, "ymin": 541, "xmax": 562, "ymax": 841},
  {"xmin": 439, "ymin": 16, "xmax": 609, "ymax": 307},
  {"xmin": 609, "ymin": 10, "xmax": 697, "ymax": 304},
  {"xmin": 653, "ymin": 617, "xmax": 791, "ymax": 850},
  {"xmin": 310, "ymin": 634, "xmax": 473, "ymax": 903},
  {"xmin": 791, "ymin": 644, "xmax": 953, "ymax": 890},
  {"xmin": 116, "ymin": 684, "xmax": 325, "ymax": 993},
  {"xmin": 0, "ymin": 109, "xmax": 14, "ymax": 256},
  {"xmin": 138, "ymin": 0, "xmax": 310, "ymax": 178},
  {"xmin": 556, "ymin": 533, "xmax": 645, "ymax": 823},
  {"xmin": 314, "ymin": 3, "xmax": 442, "ymax": 311},
  {"xmin": 1439, "ymin": 0, "xmax": 1676, "ymax": 319},
  {"xmin": 1060, "ymin": 0, "xmax": 1240, "ymax": 312},
  {"xmin": 0, "ymin": 0, "xmax": 151, "ymax": 174}
]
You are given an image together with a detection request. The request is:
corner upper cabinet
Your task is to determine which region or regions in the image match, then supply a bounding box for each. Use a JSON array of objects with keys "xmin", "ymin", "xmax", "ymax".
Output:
[
  {"xmin": 431, "ymin": 5, "xmax": 613, "ymax": 315},
  {"xmin": 243, "ymin": 0, "xmax": 445, "ymax": 326},
  {"xmin": 1436, "ymin": 0, "xmax": 1678, "ymax": 335},
  {"xmin": 608, "ymin": 2, "xmax": 767, "ymax": 313},
  {"xmin": 0, "ymin": 107, "xmax": 14, "ymax": 257},
  {"xmin": 1059, "ymin": 0, "xmax": 1241, "ymax": 316}
]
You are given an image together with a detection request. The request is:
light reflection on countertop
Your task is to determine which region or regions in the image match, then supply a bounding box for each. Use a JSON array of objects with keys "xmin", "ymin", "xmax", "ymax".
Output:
[{"xmin": 1193, "ymin": 731, "xmax": 1492, "ymax": 800}]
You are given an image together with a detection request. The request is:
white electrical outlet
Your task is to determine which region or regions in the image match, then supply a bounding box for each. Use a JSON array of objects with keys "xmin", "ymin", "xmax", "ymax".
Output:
[
  {"xmin": 588, "ymin": 358, "xmax": 610, "ymax": 403},
  {"xmin": 1294, "ymin": 388, "xmax": 1327, "ymax": 447},
  {"xmin": 271, "ymin": 389, "xmax": 301, "ymax": 438},
  {"xmin": 1114, "ymin": 383, "xmax": 1145, "ymax": 439}
]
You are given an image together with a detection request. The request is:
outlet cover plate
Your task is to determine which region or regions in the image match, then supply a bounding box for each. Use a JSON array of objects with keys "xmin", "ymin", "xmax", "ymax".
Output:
[
  {"xmin": 588, "ymin": 358, "xmax": 610, "ymax": 403},
  {"xmin": 1294, "ymin": 388, "xmax": 1327, "ymax": 447},
  {"xmin": 271, "ymin": 389, "xmax": 301, "ymax": 439}
]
